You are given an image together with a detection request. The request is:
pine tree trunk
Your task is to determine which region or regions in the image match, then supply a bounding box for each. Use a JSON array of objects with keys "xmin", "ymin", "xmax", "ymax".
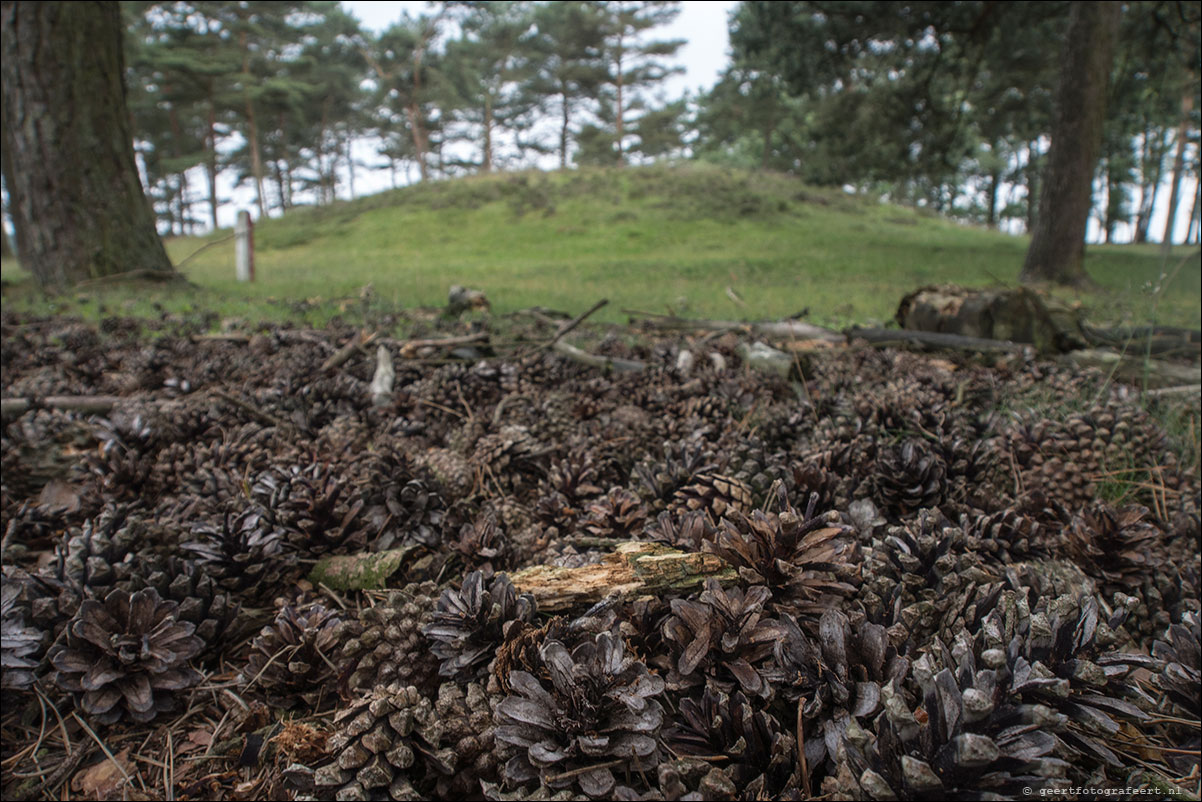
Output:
[
  {"xmin": 239, "ymin": 30, "xmax": 266, "ymax": 218},
  {"xmin": 1020, "ymin": 2, "xmax": 1120, "ymax": 285},
  {"xmin": 206, "ymin": 94, "xmax": 219, "ymax": 230},
  {"xmin": 0, "ymin": 0, "xmax": 171, "ymax": 288},
  {"xmin": 615, "ymin": 34, "xmax": 625, "ymax": 166},
  {"xmin": 1134, "ymin": 127, "xmax": 1166, "ymax": 243},
  {"xmin": 986, "ymin": 167, "xmax": 1000, "ymax": 229},
  {"xmin": 1187, "ymin": 183, "xmax": 1200, "ymax": 245},
  {"xmin": 560, "ymin": 89, "xmax": 570, "ymax": 169},
  {"xmin": 1160, "ymin": 92, "xmax": 1193, "ymax": 255},
  {"xmin": 482, "ymin": 95, "xmax": 494, "ymax": 173},
  {"xmin": 407, "ymin": 104, "xmax": 430, "ymax": 182},
  {"xmin": 1025, "ymin": 141, "xmax": 1040, "ymax": 234},
  {"xmin": 345, "ymin": 134, "xmax": 355, "ymax": 200}
]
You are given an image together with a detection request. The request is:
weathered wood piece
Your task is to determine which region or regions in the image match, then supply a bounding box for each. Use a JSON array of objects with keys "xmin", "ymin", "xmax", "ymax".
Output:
[
  {"xmin": 1062, "ymin": 349, "xmax": 1202, "ymax": 388},
  {"xmin": 551, "ymin": 341, "xmax": 646, "ymax": 373},
  {"xmin": 0, "ymin": 395, "xmax": 121, "ymax": 419},
  {"xmin": 509, "ymin": 541, "xmax": 736, "ymax": 611},
  {"xmin": 846, "ymin": 327, "xmax": 1027, "ymax": 353},
  {"xmin": 626, "ymin": 312, "xmax": 843, "ymax": 343},
  {"xmin": 369, "ymin": 345, "xmax": 395, "ymax": 407},
  {"xmin": 896, "ymin": 285, "xmax": 1083, "ymax": 352}
]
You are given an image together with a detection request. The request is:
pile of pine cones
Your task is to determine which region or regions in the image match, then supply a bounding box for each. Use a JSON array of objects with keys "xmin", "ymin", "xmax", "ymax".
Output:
[{"xmin": 1, "ymin": 308, "xmax": 1199, "ymax": 801}]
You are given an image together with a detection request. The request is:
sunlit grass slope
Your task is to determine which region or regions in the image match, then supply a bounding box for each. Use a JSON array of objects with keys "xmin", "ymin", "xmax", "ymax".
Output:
[{"xmin": 3, "ymin": 163, "xmax": 1199, "ymax": 331}]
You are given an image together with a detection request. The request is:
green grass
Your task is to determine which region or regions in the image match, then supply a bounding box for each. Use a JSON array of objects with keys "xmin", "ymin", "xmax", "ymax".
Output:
[{"xmin": 2, "ymin": 163, "xmax": 1199, "ymax": 332}]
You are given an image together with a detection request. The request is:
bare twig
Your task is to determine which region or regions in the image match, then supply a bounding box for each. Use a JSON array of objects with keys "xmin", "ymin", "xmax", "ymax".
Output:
[
  {"xmin": 320, "ymin": 332, "xmax": 377, "ymax": 372},
  {"xmin": 174, "ymin": 233, "xmax": 236, "ymax": 270},
  {"xmin": 210, "ymin": 390, "xmax": 285, "ymax": 428},
  {"xmin": 545, "ymin": 298, "xmax": 609, "ymax": 348}
]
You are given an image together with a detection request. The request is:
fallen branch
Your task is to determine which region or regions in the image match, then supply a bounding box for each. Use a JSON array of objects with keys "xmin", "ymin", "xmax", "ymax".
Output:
[
  {"xmin": 389, "ymin": 331, "xmax": 489, "ymax": 358},
  {"xmin": 625, "ymin": 312, "xmax": 843, "ymax": 343},
  {"xmin": 845, "ymin": 327, "xmax": 1027, "ymax": 353},
  {"xmin": 320, "ymin": 332, "xmax": 376, "ymax": 372},
  {"xmin": 1, "ymin": 395, "xmax": 121, "ymax": 419},
  {"xmin": 1142, "ymin": 385, "xmax": 1202, "ymax": 399},
  {"xmin": 210, "ymin": 390, "xmax": 285, "ymax": 428},
  {"xmin": 551, "ymin": 341, "xmax": 645, "ymax": 373},
  {"xmin": 1063, "ymin": 349, "xmax": 1202, "ymax": 389},
  {"xmin": 174, "ymin": 233, "xmax": 236, "ymax": 270},
  {"xmin": 546, "ymin": 298, "xmax": 609, "ymax": 348},
  {"xmin": 509, "ymin": 541, "xmax": 736, "ymax": 611}
]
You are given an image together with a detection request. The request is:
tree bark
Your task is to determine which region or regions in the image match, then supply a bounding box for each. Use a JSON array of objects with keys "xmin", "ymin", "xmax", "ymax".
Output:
[
  {"xmin": 238, "ymin": 28, "xmax": 266, "ymax": 218},
  {"xmin": 0, "ymin": 1, "xmax": 172, "ymax": 289},
  {"xmin": 1020, "ymin": 2, "xmax": 1120, "ymax": 285},
  {"xmin": 1134, "ymin": 127, "xmax": 1166, "ymax": 243},
  {"xmin": 1160, "ymin": 92, "xmax": 1193, "ymax": 256},
  {"xmin": 205, "ymin": 93, "xmax": 219, "ymax": 230}
]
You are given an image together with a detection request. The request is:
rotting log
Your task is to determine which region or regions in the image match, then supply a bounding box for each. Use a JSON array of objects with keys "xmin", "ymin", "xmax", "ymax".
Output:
[{"xmin": 509, "ymin": 541, "xmax": 736, "ymax": 611}]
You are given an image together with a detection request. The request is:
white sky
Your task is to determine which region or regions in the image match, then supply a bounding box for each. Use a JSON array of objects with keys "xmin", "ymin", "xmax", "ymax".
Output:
[{"xmin": 342, "ymin": 0, "xmax": 739, "ymax": 101}]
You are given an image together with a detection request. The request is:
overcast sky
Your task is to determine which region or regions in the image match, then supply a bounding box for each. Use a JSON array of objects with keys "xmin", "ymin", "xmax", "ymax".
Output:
[{"xmin": 341, "ymin": 0, "xmax": 739, "ymax": 100}]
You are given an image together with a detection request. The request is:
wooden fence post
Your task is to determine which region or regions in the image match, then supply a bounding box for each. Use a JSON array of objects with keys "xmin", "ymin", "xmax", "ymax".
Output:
[{"xmin": 235, "ymin": 210, "xmax": 254, "ymax": 282}]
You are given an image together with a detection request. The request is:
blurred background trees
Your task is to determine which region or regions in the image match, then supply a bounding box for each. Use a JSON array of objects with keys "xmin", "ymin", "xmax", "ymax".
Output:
[{"xmin": 3, "ymin": 0, "xmax": 1199, "ymax": 284}]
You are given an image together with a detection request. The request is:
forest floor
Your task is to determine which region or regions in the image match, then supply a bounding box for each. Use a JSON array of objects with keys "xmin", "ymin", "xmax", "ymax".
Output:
[
  {"xmin": 2, "ymin": 164, "xmax": 1200, "ymax": 333},
  {"xmin": 0, "ymin": 296, "xmax": 1199, "ymax": 801}
]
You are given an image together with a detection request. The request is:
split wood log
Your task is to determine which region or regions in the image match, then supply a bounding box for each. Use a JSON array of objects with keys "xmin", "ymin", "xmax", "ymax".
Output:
[
  {"xmin": 509, "ymin": 541, "xmax": 736, "ymax": 611},
  {"xmin": 625, "ymin": 312, "xmax": 843, "ymax": 343},
  {"xmin": 1062, "ymin": 349, "xmax": 1202, "ymax": 389},
  {"xmin": 846, "ymin": 327, "xmax": 1028, "ymax": 353},
  {"xmin": 551, "ymin": 341, "xmax": 645, "ymax": 373},
  {"xmin": 1, "ymin": 395, "xmax": 121, "ymax": 419}
]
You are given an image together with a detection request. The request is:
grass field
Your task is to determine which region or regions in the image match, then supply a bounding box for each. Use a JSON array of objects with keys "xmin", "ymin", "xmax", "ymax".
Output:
[{"xmin": 3, "ymin": 163, "xmax": 1199, "ymax": 332}]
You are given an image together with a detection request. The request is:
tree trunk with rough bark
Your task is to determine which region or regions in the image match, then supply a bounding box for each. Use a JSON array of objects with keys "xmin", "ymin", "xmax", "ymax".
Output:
[
  {"xmin": 0, "ymin": 0, "xmax": 171, "ymax": 289},
  {"xmin": 1020, "ymin": 2, "xmax": 1120, "ymax": 285},
  {"xmin": 1160, "ymin": 92, "xmax": 1193, "ymax": 256}
]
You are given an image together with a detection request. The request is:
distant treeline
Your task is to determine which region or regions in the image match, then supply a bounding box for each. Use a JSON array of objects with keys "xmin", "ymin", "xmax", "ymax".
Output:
[{"xmin": 125, "ymin": 1, "xmax": 1200, "ymax": 245}]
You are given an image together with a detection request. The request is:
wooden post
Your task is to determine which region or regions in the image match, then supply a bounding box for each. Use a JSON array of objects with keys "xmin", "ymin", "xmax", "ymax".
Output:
[{"xmin": 235, "ymin": 210, "xmax": 254, "ymax": 282}]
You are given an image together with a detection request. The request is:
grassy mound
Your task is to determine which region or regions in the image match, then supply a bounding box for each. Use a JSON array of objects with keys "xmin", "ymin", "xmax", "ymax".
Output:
[{"xmin": 3, "ymin": 163, "xmax": 1198, "ymax": 330}]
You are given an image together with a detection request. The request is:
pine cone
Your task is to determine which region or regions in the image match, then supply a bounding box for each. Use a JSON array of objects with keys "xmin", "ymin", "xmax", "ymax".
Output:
[
  {"xmin": 125, "ymin": 556, "xmax": 241, "ymax": 656},
  {"xmin": 660, "ymin": 579, "xmax": 784, "ymax": 699},
  {"xmin": 185, "ymin": 508, "xmax": 296, "ymax": 602},
  {"xmin": 495, "ymin": 630, "xmax": 666, "ymax": 799},
  {"xmin": 665, "ymin": 688, "xmax": 799, "ymax": 798},
  {"xmin": 1152, "ymin": 613, "xmax": 1200, "ymax": 719},
  {"xmin": 704, "ymin": 490, "xmax": 859, "ymax": 619},
  {"xmin": 253, "ymin": 464, "xmax": 367, "ymax": 556},
  {"xmin": 872, "ymin": 440, "xmax": 948, "ymax": 520},
  {"xmin": 1, "ymin": 575, "xmax": 45, "ymax": 691},
  {"xmin": 669, "ymin": 472, "xmax": 753, "ymax": 523},
  {"xmin": 50, "ymin": 588, "xmax": 203, "ymax": 724},
  {"xmin": 339, "ymin": 582, "xmax": 441, "ymax": 695},
  {"xmin": 243, "ymin": 602, "xmax": 342, "ymax": 708},
  {"xmin": 432, "ymin": 681, "xmax": 501, "ymax": 796},
  {"xmin": 313, "ymin": 684, "xmax": 453, "ymax": 801},
  {"xmin": 422, "ymin": 571, "xmax": 535, "ymax": 681},
  {"xmin": 583, "ymin": 487, "xmax": 649, "ymax": 539}
]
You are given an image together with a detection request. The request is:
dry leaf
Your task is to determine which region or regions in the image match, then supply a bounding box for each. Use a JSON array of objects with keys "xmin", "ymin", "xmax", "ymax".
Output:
[{"xmin": 72, "ymin": 747, "xmax": 133, "ymax": 800}]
